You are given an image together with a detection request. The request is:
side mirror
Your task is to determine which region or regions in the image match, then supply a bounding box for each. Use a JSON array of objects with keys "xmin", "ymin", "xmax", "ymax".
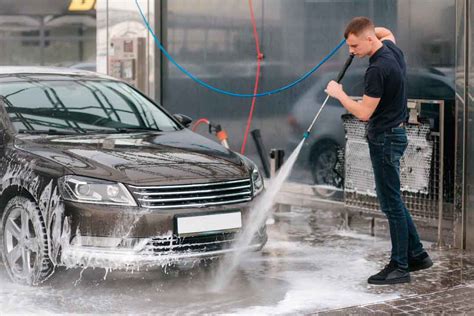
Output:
[{"xmin": 173, "ymin": 114, "xmax": 193, "ymax": 128}]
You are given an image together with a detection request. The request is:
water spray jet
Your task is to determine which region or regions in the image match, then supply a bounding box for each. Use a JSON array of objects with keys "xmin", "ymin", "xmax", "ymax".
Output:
[{"xmin": 211, "ymin": 54, "xmax": 355, "ymax": 291}]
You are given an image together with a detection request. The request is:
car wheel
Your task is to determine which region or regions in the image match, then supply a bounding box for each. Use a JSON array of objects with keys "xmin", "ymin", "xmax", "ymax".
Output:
[
  {"xmin": 1, "ymin": 196, "xmax": 54, "ymax": 285},
  {"xmin": 310, "ymin": 140, "xmax": 344, "ymax": 197}
]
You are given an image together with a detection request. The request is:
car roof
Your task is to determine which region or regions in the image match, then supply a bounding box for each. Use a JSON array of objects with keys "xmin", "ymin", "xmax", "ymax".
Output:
[{"xmin": 0, "ymin": 66, "xmax": 116, "ymax": 80}]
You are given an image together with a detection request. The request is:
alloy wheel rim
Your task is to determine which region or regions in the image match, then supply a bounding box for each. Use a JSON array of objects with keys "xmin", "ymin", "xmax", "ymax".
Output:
[
  {"xmin": 315, "ymin": 150, "xmax": 339, "ymax": 187},
  {"xmin": 4, "ymin": 206, "xmax": 40, "ymax": 280}
]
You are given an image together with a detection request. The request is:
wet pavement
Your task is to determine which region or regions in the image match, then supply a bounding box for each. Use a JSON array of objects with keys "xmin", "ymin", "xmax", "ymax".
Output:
[
  {"xmin": 1, "ymin": 205, "xmax": 474, "ymax": 315},
  {"xmin": 320, "ymin": 284, "xmax": 474, "ymax": 315},
  {"xmin": 319, "ymin": 249, "xmax": 474, "ymax": 315}
]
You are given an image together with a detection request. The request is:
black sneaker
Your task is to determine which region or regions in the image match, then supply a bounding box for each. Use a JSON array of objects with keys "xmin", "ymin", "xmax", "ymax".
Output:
[
  {"xmin": 368, "ymin": 260, "xmax": 410, "ymax": 285},
  {"xmin": 408, "ymin": 252, "xmax": 433, "ymax": 272}
]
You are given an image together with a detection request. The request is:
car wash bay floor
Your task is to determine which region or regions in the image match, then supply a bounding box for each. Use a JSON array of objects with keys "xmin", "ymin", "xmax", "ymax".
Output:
[{"xmin": 1, "ymin": 206, "xmax": 474, "ymax": 315}]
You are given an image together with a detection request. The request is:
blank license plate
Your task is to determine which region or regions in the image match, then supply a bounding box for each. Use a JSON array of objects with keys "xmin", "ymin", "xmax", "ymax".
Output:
[{"xmin": 176, "ymin": 212, "xmax": 242, "ymax": 236}]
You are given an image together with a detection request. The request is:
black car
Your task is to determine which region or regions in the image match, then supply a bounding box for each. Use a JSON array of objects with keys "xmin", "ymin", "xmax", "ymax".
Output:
[{"xmin": 0, "ymin": 67, "xmax": 266, "ymax": 285}]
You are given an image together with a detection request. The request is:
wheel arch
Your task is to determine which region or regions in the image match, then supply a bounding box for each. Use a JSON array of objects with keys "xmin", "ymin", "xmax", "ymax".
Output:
[
  {"xmin": 0, "ymin": 185, "xmax": 37, "ymax": 221},
  {"xmin": 0, "ymin": 186, "xmax": 55, "ymax": 285},
  {"xmin": 308, "ymin": 137, "xmax": 345, "ymax": 190},
  {"xmin": 308, "ymin": 137, "xmax": 344, "ymax": 162}
]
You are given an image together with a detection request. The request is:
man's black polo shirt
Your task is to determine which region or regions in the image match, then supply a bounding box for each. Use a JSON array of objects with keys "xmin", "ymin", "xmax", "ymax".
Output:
[{"xmin": 365, "ymin": 40, "xmax": 408, "ymax": 139}]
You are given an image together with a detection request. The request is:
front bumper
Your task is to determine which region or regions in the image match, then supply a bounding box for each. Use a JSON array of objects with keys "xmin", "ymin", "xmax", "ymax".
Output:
[
  {"xmin": 60, "ymin": 233, "xmax": 267, "ymax": 269},
  {"xmin": 60, "ymin": 199, "xmax": 267, "ymax": 269}
]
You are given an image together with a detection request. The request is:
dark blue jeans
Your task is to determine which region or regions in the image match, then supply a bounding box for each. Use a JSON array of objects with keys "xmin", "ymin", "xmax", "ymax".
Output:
[{"xmin": 368, "ymin": 127, "xmax": 425, "ymax": 269}]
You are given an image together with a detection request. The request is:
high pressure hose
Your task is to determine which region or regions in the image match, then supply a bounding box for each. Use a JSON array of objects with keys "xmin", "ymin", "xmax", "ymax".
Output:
[
  {"xmin": 188, "ymin": 1, "xmax": 265, "ymax": 154},
  {"xmin": 241, "ymin": 0, "xmax": 263, "ymax": 154},
  {"xmin": 134, "ymin": 0, "xmax": 350, "ymax": 152},
  {"xmin": 191, "ymin": 118, "xmax": 210, "ymax": 132},
  {"xmin": 192, "ymin": 118, "xmax": 230, "ymax": 149},
  {"xmin": 135, "ymin": 0, "xmax": 346, "ymax": 98}
]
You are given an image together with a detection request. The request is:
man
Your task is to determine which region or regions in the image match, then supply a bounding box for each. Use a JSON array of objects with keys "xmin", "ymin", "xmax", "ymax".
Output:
[{"xmin": 325, "ymin": 17, "xmax": 433, "ymax": 285}]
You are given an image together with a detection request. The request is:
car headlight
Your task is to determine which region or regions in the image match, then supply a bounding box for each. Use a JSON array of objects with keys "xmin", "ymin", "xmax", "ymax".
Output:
[
  {"xmin": 252, "ymin": 168, "xmax": 264, "ymax": 196},
  {"xmin": 59, "ymin": 175, "xmax": 137, "ymax": 206}
]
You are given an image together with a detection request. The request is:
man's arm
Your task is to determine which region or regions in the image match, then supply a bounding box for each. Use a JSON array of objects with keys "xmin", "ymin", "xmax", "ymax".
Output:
[
  {"xmin": 325, "ymin": 81, "xmax": 380, "ymax": 121},
  {"xmin": 375, "ymin": 27, "xmax": 396, "ymax": 43}
]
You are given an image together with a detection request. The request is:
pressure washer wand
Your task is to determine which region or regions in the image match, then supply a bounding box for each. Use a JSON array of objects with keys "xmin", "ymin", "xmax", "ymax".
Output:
[{"xmin": 303, "ymin": 54, "xmax": 355, "ymax": 139}]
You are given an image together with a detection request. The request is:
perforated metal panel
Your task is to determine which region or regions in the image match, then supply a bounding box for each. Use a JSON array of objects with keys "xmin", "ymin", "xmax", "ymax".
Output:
[
  {"xmin": 343, "ymin": 115, "xmax": 433, "ymax": 196},
  {"xmin": 342, "ymin": 114, "xmax": 450, "ymax": 220}
]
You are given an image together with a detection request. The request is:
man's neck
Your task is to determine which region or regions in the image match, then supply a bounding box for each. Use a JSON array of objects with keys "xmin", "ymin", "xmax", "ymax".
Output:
[{"xmin": 369, "ymin": 40, "xmax": 384, "ymax": 57}]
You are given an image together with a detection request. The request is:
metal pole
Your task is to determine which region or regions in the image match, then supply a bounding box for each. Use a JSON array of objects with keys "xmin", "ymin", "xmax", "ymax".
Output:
[
  {"xmin": 462, "ymin": 0, "xmax": 470, "ymax": 249},
  {"xmin": 306, "ymin": 95, "xmax": 330, "ymax": 136},
  {"xmin": 437, "ymin": 101, "xmax": 445, "ymax": 247},
  {"xmin": 106, "ymin": 0, "xmax": 109, "ymax": 74},
  {"xmin": 270, "ymin": 149, "xmax": 285, "ymax": 178},
  {"xmin": 39, "ymin": 17, "xmax": 45, "ymax": 66}
]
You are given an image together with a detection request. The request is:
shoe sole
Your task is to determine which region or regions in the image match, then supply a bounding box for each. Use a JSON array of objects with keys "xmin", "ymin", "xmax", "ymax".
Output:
[
  {"xmin": 409, "ymin": 260, "xmax": 433, "ymax": 272},
  {"xmin": 368, "ymin": 276, "xmax": 411, "ymax": 285}
]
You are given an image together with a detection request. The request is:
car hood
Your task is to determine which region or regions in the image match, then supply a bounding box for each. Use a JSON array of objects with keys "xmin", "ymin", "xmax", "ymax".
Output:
[{"xmin": 14, "ymin": 129, "xmax": 249, "ymax": 185}]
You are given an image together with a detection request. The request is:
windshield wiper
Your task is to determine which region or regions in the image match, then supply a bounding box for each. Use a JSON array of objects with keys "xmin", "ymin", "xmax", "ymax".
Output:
[
  {"xmin": 116, "ymin": 127, "xmax": 162, "ymax": 132},
  {"xmin": 83, "ymin": 127, "xmax": 162, "ymax": 134},
  {"xmin": 18, "ymin": 127, "xmax": 163, "ymax": 136},
  {"xmin": 17, "ymin": 129, "xmax": 79, "ymax": 135}
]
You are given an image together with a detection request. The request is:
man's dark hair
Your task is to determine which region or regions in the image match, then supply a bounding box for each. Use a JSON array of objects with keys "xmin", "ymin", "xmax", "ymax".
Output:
[{"xmin": 344, "ymin": 17, "xmax": 375, "ymax": 39}]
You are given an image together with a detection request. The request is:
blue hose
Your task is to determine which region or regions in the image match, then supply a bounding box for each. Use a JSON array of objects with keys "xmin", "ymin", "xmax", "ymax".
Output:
[{"xmin": 135, "ymin": 0, "xmax": 346, "ymax": 98}]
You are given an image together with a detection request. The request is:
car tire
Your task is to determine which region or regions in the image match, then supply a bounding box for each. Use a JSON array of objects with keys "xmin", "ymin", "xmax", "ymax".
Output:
[
  {"xmin": 310, "ymin": 140, "xmax": 344, "ymax": 197},
  {"xmin": 0, "ymin": 196, "xmax": 54, "ymax": 285}
]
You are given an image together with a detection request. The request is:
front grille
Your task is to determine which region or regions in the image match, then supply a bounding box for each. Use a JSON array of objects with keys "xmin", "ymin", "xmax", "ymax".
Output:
[
  {"xmin": 144, "ymin": 233, "xmax": 237, "ymax": 253},
  {"xmin": 128, "ymin": 179, "xmax": 253, "ymax": 209}
]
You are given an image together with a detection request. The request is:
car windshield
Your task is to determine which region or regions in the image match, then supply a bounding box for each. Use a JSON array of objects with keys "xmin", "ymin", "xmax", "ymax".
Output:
[{"xmin": 0, "ymin": 76, "xmax": 180, "ymax": 134}]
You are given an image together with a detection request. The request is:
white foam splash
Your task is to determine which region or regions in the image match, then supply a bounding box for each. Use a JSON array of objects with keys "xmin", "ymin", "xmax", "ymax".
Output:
[
  {"xmin": 211, "ymin": 139, "xmax": 305, "ymax": 291},
  {"xmin": 0, "ymin": 154, "xmax": 183, "ymax": 281}
]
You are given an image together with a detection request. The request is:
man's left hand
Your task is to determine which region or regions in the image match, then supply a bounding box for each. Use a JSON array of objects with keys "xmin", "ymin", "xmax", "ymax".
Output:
[{"xmin": 325, "ymin": 81, "xmax": 345, "ymax": 100}]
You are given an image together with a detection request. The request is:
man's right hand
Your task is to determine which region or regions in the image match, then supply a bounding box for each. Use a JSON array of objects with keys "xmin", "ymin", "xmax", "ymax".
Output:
[{"xmin": 325, "ymin": 81, "xmax": 345, "ymax": 100}]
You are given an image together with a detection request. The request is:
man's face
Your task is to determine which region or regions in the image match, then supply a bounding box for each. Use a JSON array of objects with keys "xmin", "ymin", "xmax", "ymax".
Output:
[{"xmin": 346, "ymin": 32, "xmax": 373, "ymax": 58}]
